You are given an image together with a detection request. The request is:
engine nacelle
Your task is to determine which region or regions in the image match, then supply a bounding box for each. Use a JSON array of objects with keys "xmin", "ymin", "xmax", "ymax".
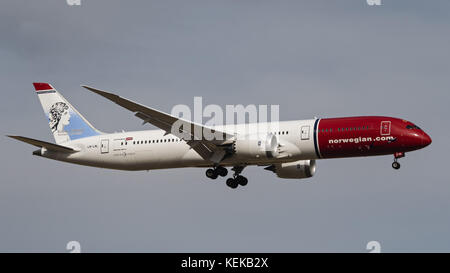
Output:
[
  {"xmin": 267, "ymin": 160, "xmax": 317, "ymax": 179},
  {"xmin": 233, "ymin": 133, "xmax": 279, "ymax": 159}
]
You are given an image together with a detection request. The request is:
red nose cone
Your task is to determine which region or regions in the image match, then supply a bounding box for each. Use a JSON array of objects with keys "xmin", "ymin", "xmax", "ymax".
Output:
[{"xmin": 422, "ymin": 132, "xmax": 432, "ymax": 147}]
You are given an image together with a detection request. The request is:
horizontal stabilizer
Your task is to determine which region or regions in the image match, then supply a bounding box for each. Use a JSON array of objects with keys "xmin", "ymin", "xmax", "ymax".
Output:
[{"xmin": 7, "ymin": 135, "xmax": 78, "ymax": 153}]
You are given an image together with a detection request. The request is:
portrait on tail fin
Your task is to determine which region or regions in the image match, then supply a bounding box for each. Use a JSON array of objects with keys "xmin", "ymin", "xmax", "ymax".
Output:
[{"xmin": 49, "ymin": 102, "xmax": 71, "ymax": 133}]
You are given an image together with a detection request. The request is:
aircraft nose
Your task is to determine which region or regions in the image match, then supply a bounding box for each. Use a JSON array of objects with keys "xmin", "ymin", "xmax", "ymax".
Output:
[{"xmin": 421, "ymin": 131, "xmax": 432, "ymax": 147}]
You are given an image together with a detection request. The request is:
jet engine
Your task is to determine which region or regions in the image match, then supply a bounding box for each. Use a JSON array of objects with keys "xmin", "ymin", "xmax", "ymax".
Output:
[
  {"xmin": 265, "ymin": 160, "xmax": 316, "ymax": 179},
  {"xmin": 232, "ymin": 133, "xmax": 279, "ymax": 159}
]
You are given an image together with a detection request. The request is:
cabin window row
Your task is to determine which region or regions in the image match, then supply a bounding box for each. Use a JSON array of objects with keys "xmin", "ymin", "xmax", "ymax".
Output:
[
  {"xmin": 272, "ymin": 131, "xmax": 289, "ymax": 135},
  {"xmin": 120, "ymin": 138, "xmax": 182, "ymax": 145},
  {"xmin": 319, "ymin": 126, "xmax": 370, "ymax": 133},
  {"xmin": 119, "ymin": 131, "xmax": 291, "ymax": 146}
]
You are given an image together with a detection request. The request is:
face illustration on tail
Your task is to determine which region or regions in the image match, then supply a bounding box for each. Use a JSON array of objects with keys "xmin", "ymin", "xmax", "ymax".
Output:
[{"xmin": 49, "ymin": 102, "xmax": 71, "ymax": 133}]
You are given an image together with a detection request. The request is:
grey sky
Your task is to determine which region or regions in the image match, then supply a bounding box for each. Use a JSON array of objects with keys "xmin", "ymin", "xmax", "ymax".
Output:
[{"xmin": 0, "ymin": 0, "xmax": 449, "ymax": 252}]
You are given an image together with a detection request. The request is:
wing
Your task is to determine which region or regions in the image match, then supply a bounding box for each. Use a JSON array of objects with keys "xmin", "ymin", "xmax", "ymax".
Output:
[{"xmin": 82, "ymin": 85, "xmax": 233, "ymax": 163}]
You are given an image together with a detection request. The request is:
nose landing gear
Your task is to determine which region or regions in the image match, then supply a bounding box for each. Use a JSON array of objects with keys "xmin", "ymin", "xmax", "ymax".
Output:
[
  {"xmin": 392, "ymin": 152, "xmax": 405, "ymax": 170},
  {"xmin": 392, "ymin": 160, "xmax": 401, "ymax": 170}
]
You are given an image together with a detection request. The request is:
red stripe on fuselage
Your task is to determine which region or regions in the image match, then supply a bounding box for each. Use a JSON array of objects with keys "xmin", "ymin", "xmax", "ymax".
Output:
[{"xmin": 317, "ymin": 116, "xmax": 425, "ymax": 158}]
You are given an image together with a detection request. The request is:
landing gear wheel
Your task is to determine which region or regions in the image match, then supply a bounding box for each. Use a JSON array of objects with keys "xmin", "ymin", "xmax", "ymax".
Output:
[
  {"xmin": 235, "ymin": 175, "xmax": 248, "ymax": 186},
  {"xmin": 226, "ymin": 178, "xmax": 238, "ymax": 189},
  {"xmin": 392, "ymin": 152, "xmax": 405, "ymax": 170},
  {"xmin": 216, "ymin": 166, "xmax": 228, "ymax": 177},
  {"xmin": 392, "ymin": 161, "xmax": 401, "ymax": 170},
  {"xmin": 206, "ymin": 168, "xmax": 218, "ymax": 179}
]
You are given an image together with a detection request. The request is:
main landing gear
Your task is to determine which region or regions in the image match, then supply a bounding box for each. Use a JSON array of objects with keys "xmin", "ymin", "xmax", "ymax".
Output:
[
  {"xmin": 226, "ymin": 166, "xmax": 248, "ymax": 189},
  {"xmin": 205, "ymin": 165, "xmax": 248, "ymax": 189},
  {"xmin": 205, "ymin": 166, "xmax": 228, "ymax": 179},
  {"xmin": 392, "ymin": 152, "xmax": 405, "ymax": 170}
]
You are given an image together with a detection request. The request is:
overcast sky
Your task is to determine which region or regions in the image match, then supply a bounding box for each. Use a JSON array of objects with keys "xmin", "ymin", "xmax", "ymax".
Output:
[{"xmin": 1, "ymin": 0, "xmax": 449, "ymax": 252}]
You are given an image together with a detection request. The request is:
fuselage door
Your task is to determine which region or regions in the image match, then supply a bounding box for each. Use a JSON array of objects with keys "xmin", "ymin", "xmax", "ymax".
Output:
[
  {"xmin": 380, "ymin": 121, "xmax": 391, "ymax": 135},
  {"xmin": 100, "ymin": 139, "xmax": 109, "ymax": 154},
  {"xmin": 301, "ymin": 125, "xmax": 310, "ymax": 140}
]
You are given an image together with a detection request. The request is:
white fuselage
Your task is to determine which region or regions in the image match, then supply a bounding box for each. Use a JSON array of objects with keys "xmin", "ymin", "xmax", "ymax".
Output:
[{"xmin": 39, "ymin": 120, "xmax": 318, "ymax": 170}]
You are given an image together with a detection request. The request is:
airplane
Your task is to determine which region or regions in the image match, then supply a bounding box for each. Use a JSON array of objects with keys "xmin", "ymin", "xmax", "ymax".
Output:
[{"xmin": 7, "ymin": 83, "xmax": 432, "ymax": 189}]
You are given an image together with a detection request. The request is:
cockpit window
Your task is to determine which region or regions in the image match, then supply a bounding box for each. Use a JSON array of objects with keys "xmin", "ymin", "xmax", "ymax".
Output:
[{"xmin": 406, "ymin": 124, "xmax": 421, "ymax": 130}]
